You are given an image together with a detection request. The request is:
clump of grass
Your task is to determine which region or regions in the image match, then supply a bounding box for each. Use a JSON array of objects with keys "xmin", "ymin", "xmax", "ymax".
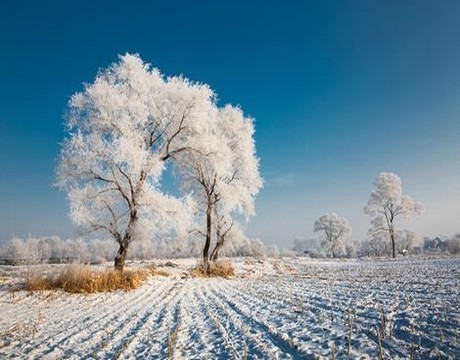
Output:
[
  {"xmin": 25, "ymin": 265, "xmax": 148, "ymax": 293},
  {"xmin": 145, "ymin": 265, "xmax": 171, "ymax": 277},
  {"xmin": 8, "ymin": 285, "xmax": 21, "ymax": 300},
  {"xmin": 191, "ymin": 260, "xmax": 235, "ymax": 278},
  {"xmin": 331, "ymin": 341, "xmax": 336, "ymax": 360},
  {"xmin": 190, "ymin": 266, "xmax": 206, "ymax": 278},
  {"xmin": 347, "ymin": 309, "xmax": 355, "ymax": 356},
  {"xmin": 24, "ymin": 273, "xmax": 52, "ymax": 291},
  {"xmin": 168, "ymin": 326, "xmax": 179, "ymax": 358},
  {"xmin": 377, "ymin": 327, "xmax": 384, "ymax": 360}
]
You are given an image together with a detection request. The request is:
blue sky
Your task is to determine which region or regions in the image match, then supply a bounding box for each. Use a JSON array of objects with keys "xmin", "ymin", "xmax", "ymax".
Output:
[{"xmin": 1, "ymin": 0, "xmax": 460, "ymax": 246}]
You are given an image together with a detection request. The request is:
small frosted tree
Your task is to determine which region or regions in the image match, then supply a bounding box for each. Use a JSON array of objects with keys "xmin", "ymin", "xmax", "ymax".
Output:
[
  {"xmin": 57, "ymin": 54, "xmax": 215, "ymax": 271},
  {"xmin": 314, "ymin": 213, "xmax": 351, "ymax": 258},
  {"xmin": 364, "ymin": 172, "xmax": 423, "ymax": 258},
  {"xmin": 209, "ymin": 106, "xmax": 262, "ymax": 263},
  {"xmin": 176, "ymin": 105, "xmax": 262, "ymax": 270}
]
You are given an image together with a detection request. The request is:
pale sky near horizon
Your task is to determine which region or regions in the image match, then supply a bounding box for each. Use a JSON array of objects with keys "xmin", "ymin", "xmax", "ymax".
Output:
[{"xmin": 1, "ymin": 0, "xmax": 460, "ymax": 247}]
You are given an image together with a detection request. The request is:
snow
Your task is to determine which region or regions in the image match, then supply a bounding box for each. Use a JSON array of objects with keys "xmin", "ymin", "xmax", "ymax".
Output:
[{"xmin": 1, "ymin": 256, "xmax": 459, "ymax": 359}]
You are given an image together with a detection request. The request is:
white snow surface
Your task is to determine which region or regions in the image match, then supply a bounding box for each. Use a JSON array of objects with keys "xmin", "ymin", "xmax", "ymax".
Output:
[{"xmin": 0, "ymin": 256, "xmax": 459, "ymax": 359}]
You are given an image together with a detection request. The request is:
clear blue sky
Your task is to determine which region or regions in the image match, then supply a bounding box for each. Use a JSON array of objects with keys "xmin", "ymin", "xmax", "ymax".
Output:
[{"xmin": 1, "ymin": 0, "xmax": 460, "ymax": 246}]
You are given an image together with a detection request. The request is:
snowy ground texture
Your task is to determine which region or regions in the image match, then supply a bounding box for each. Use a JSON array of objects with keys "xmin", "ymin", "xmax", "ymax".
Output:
[{"xmin": 0, "ymin": 256, "xmax": 459, "ymax": 359}]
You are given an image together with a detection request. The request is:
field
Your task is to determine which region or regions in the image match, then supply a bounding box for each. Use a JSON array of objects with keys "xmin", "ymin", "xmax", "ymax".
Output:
[{"xmin": 0, "ymin": 257, "xmax": 459, "ymax": 359}]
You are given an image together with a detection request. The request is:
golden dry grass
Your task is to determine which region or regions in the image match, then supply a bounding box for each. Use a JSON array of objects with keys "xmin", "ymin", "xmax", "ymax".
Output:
[
  {"xmin": 191, "ymin": 260, "xmax": 235, "ymax": 278},
  {"xmin": 145, "ymin": 265, "xmax": 171, "ymax": 277},
  {"xmin": 24, "ymin": 272, "xmax": 51, "ymax": 291},
  {"xmin": 25, "ymin": 265, "xmax": 149, "ymax": 293}
]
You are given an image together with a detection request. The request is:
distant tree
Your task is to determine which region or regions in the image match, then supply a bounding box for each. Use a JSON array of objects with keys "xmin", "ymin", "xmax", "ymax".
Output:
[
  {"xmin": 217, "ymin": 225, "xmax": 267, "ymax": 258},
  {"xmin": 3, "ymin": 237, "xmax": 30, "ymax": 263},
  {"xmin": 292, "ymin": 237, "xmax": 323, "ymax": 257},
  {"xmin": 359, "ymin": 233, "xmax": 391, "ymax": 257},
  {"xmin": 395, "ymin": 230, "xmax": 420, "ymax": 255},
  {"xmin": 364, "ymin": 172, "xmax": 423, "ymax": 258},
  {"xmin": 314, "ymin": 213, "xmax": 351, "ymax": 258},
  {"xmin": 422, "ymin": 235, "xmax": 460, "ymax": 254},
  {"xmin": 41, "ymin": 236, "xmax": 65, "ymax": 260},
  {"xmin": 241, "ymin": 238, "xmax": 267, "ymax": 258},
  {"xmin": 446, "ymin": 234, "xmax": 460, "ymax": 254},
  {"xmin": 423, "ymin": 236, "xmax": 448, "ymax": 253},
  {"xmin": 57, "ymin": 54, "xmax": 215, "ymax": 271},
  {"xmin": 265, "ymin": 245, "xmax": 281, "ymax": 258},
  {"xmin": 215, "ymin": 224, "xmax": 247, "ymax": 257},
  {"xmin": 87, "ymin": 239, "xmax": 116, "ymax": 263},
  {"xmin": 345, "ymin": 240, "xmax": 356, "ymax": 258},
  {"xmin": 292, "ymin": 237, "xmax": 308, "ymax": 253}
]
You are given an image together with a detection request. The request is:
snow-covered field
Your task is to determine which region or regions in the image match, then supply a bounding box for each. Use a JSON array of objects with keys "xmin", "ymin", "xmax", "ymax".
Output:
[{"xmin": 0, "ymin": 256, "xmax": 459, "ymax": 359}]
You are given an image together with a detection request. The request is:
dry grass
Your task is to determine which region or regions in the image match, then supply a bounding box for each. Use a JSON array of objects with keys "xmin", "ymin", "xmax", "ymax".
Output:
[
  {"xmin": 25, "ymin": 265, "xmax": 149, "ymax": 293},
  {"xmin": 24, "ymin": 273, "xmax": 52, "ymax": 291},
  {"xmin": 168, "ymin": 326, "xmax": 179, "ymax": 358},
  {"xmin": 191, "ymin": 260, "xmax": 235, "ymax": 279},
  {"xmin": 145, "ymin": 265, "xmax": 171, "ymax": 277}
]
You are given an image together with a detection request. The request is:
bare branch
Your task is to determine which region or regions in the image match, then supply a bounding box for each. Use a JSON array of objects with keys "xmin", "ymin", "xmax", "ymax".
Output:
[{"xmin": 163, "ymin": 104, "xmax": 193, "ymax": 158}]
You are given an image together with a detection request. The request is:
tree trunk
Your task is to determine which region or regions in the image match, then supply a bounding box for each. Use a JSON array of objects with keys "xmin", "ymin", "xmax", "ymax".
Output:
[
  {"xmin": 114, "ymin": 242, "xmax": 128, "ymax": 272},
  {"xmin": 390, "ymin": 230, "xmax": 396, "ymax": 258},
  {"xmin": 202, "ymin": 205, "xmax": 212, "ymax": 272},
  {"xmin": 211, "ymin": 237, "xmax": 224, "ymax": 262},
  {"xmin": 210, "ymin": 220, "xmax": 223, "ymax": 263},
  {"xmin": 114, "ymin": 209, "xmax": 137, "ymax": 271}
]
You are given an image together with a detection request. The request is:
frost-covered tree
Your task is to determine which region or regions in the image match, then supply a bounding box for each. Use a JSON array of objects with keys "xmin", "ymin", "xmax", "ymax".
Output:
[
  {"xmin": 359, "ymin": 232, "xmax": 391, "ymax": 257},
  {"xmin": 209, "ymin": 106, "xmax": 262, "ymax": 263},
  {"xmin": 292, "ymin": 237, "xmax": 308, "ymax": 253},
  {"xmin": 344, "ymin": 240, "xmax": 356, "ymax": 258},
  {"xmin": 176, "ymin": 105, "xmax": 262, "ymax": 270},
  {"xmin": 265, "ymin": 245, "xmax": 281, "ymax": 258},
  {"xmin": 175, "ymin": 131, "xmax": 225, "ymax": 269},
  {"xmin": 364, "ymin": 172, "xmax": 424, "ymax": 258},
  {"xmin": 395, "ymin": 230, "xmax": 420, "ymax": 255},
  {"xmin": 314, "ymin": 213, "xmax": 351, "ymax": 258},
  {"xmin": 3, "ymin": 237, "xmax": 30, "ymax": 263},
  {"xmin": 57, "ymin": 54, "xmax": 215, "ymax": 271},
  {"xmin": 446, "ymin": 234, "xmax": 460, "ymax": 254},
  {"xmin": 232, "ymin": 237, "xmax": 267, "ymax": 258}
]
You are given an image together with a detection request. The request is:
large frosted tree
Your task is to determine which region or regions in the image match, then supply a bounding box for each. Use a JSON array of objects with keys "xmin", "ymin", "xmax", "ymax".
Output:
[
  {"xmin": 314, "ymin": 213, "xmax": 351, "ymax": 258},
  {"xmin": 57, "ymin": 54, "xmax": 216, "ymax": 271},
  {"xmin": 364, "ymin": 172, "xmax": 423, "ymax": 258}
]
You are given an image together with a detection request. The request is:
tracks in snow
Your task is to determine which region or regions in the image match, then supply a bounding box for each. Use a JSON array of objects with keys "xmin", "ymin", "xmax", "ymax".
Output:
[
  {"xmin": 0, "ymin": 278, "xmax": 314, "ymax": 359},
  {"xmin": 1, "ymin": 258, "xmax": 459, "ymax": 359}
]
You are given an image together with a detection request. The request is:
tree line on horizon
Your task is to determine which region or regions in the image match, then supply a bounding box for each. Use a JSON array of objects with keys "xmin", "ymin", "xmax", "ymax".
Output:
[
  {"xmin": 1, "ymin": 230, "xmax": 458, "ymax": 266},
  {"xmin": 1, "ymin": 171, "xmax": 458, "ymax": 264}
]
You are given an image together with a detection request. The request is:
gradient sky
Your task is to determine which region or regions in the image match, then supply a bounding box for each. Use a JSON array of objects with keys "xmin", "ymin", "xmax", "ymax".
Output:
[{"xmin": 1, "ymin": 0, "xmax": 460, "ymax": 247}]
